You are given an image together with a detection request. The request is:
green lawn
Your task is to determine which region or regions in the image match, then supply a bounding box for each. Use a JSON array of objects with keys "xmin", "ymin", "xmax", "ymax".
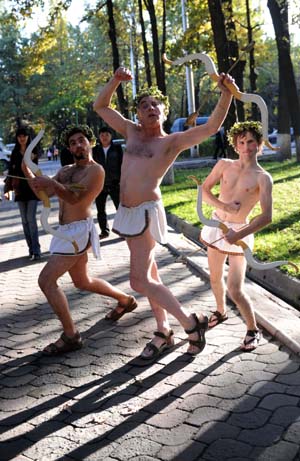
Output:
[{"xmin": 161, "ymin": 159, "xmax": 300, "ymax": 278}]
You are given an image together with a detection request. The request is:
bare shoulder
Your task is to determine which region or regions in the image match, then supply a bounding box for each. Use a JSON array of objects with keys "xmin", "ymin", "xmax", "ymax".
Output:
[
  {"xmin": 215, "ymin": 158, "xmax": 235, "ymax": 173},
  {"xmin": 90, "ymin": 161, "xmax": 104, "ymax": 173},
  {"xmin": 257, "ymin": 165, "xmax": 273, "ymax": 186},
  {"xmin": 84, "ymin": 162, "xmax": 104, "ymax": 181}
]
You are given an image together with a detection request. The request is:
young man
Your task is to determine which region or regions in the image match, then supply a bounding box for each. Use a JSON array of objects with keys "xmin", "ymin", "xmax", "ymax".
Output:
[
  {"xmin": 93, "ymin": 67, "xmax": 234, "ymax": 360},
  {"xmin": 92, "ymin": 126, "xmax": 123, "ymax": 239},
  {"xmin": 26, "ymin": 125, "xmax": 137, "ymax": 355},
  {"xmin": 200, "ymin": 121, "xmax": 273, "ymax": 351}
]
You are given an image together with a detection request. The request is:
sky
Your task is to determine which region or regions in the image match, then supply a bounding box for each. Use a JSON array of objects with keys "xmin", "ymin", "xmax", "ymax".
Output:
[
  {"xmin": 23, "ymin": 0, "xmax": 299, "ymax": 45},
  {"xmin": 22, "ymin": 0, "xmax": 95, "ymax": 34},
  {"xmin": 252, "ymin": 0, "xmax": 299, "ymax": 45}
]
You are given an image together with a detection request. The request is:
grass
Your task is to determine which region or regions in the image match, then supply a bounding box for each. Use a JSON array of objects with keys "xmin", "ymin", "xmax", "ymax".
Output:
[{"xmin": 161, "ymin": 159, "xmax": 300, "ymax": 278}]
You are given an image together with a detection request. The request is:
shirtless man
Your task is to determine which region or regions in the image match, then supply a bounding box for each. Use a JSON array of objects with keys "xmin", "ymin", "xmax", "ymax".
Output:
[
  {"xmin": 93, "ymin": 67, "xmax": 233, "ymax": 360},
  {"xmin": 27, "ymin": 125, "xmax": 137, "ymax": 355},
  {"xmin": 200, "ymin": 121, "xmax": 273, "ymax": 351}
]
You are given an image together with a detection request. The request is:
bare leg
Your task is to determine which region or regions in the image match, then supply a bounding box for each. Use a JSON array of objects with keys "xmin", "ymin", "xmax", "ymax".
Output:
[
  {"xmin": 127, "ymin": 228, "xmax": 207, "ymax": 354},
  {"xmin": 69, "ymin": 256, "xmax": 133, "ymax": 307},
  {"xmin": 141, "ymin": 258, "xmax": 173, "ymax": 358},
  {"xmin": 207, "ymin": 247, "xmax": 227, "ymax": 316},
  {"xmin": 38, "ymin": 254, "xmax": 83, "ymax": 338},
  {"xmin": 39, "ymin": 253, "xmax": 134, "ymax": 347},
  {"xmin": 227, "ymin": 254, "xmax": 258, "ymax": 331}
]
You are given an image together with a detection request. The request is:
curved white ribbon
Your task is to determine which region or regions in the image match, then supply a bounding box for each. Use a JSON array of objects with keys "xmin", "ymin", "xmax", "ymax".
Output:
[{"xmin": 163, "ymin": 52, "xmax": 278, "ymax": 150}]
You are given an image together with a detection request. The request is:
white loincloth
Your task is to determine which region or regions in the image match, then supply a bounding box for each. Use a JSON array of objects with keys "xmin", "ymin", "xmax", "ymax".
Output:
[
  {"xmin": 50, "ymin": 217, "xmax": 101, "ymax": 259},
  {"xmin": 112, "ymin": 199, "xmax": 168, "ymax": 244},
  {"xmin": 200, "ymin": 212, "xmax": 254, "ymax": 255}
]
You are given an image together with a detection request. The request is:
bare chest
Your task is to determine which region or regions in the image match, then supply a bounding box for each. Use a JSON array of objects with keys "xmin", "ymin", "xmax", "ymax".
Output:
[
  {"xmin": 222, "ymin": 170, "xmax": 259, "ymax": 197},
  {"xmin": 125, "ymin": 141, "xmax": 157, "ymax": 158},
  {"xmin": 59, "ymin": 166, "xmax": 88, "ymax": 185}
]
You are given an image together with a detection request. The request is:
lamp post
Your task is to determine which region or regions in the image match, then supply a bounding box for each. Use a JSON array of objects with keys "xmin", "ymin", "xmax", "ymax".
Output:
[{"xmin": 181, "ymin": 0, "xmax": 199, "ymax": 157}]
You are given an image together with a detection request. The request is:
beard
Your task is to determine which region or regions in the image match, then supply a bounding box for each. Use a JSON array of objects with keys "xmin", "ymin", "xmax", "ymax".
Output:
[{"xmin": 73, "ymin": 152, "xmax": 87, "ymax": 160}]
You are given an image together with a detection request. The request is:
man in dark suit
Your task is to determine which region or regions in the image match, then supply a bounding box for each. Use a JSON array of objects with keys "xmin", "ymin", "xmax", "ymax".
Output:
[{"xmin": 92, "ymin": 127, "xmax": 123, "ymax": 239}]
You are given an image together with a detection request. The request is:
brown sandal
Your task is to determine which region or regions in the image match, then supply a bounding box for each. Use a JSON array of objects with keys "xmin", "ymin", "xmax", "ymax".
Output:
[
  {"xmin": 105, "ymin": 295, "xmax": 138, "ymax": 321},
  {"xmin": 208, "ymin": 311, "xmax": 228, "ymax": 329},
  {"xmin": 185, "ymin": 313, "xmax": 208, "ymax": 355},
  {"xmin": 42, "ymin": 331, "xmax": 83, "ymax": 356},
  {"xmin": 140, "ymin": 330, "xmax": 175, "ymax": 361},
  {"xmin": 241, "ymin": 330, "xmax": 261, "ymax": 352}
]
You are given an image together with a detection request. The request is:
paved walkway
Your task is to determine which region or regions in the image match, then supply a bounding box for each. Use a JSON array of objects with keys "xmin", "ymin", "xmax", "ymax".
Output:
[{"xmin": 1, "ymin": 176, "xmax": 300, "ymax": 460}]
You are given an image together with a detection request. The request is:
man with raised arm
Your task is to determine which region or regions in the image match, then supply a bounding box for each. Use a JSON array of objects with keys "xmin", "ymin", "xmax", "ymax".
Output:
[{"xmin": 93, "ymin": 67, "xmax": 234, "ymax": 361}]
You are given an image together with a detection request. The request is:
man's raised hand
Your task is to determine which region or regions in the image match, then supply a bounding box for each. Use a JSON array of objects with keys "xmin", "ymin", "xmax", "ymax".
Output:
[{"xmin": 114, "ymin": 67, "xmax": 132, "ymax": 82}]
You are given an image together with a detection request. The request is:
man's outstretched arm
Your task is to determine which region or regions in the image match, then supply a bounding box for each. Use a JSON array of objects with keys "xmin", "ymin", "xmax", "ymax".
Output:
[{"xmin": 169, "ymin": 74, "xmax": 234, "ymax": 153}]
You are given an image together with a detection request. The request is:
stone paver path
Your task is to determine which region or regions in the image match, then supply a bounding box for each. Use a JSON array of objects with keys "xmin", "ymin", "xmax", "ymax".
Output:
[{"xmin": 1, "ymin": 198, "xmax": 300, "ymax": 461}]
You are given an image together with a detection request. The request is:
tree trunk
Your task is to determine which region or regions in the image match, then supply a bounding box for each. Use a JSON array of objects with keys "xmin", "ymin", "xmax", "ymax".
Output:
[
  {"xmin": 162, "ymin": 166, "xmax": 174, "ymax": 185},
  {"xmin": 267, "ymin": 0, "xmax": 300, "ymax": 162},
  {"xmin": 138, "ymin": 0, "xmax": 152, "ymax": 88},
  {"xmin": 106, "ymin": 0, "xmax": 129, "ymax": 117},
  {"xmin": 222, "ymin": 0, "xmax": 245, "ymax": 122},
  {"xmin": 207, "ymin": 0, "xmax": 238, "ymax": 158},
  {"xmin": 143, "ymin": 0, "xmax": 166, "ymax": 94},
  {"xmin": 143, "ymin": 0, "xmax": 173, "ymax": 181},
  {"xmin": 245, "ymin": 0, "xmax": 258, "ymax": 120}
]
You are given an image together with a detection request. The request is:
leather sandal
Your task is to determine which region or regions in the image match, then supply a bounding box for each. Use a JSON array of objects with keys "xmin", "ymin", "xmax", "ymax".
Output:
[
  {"xmin": 42, "ymin": 331, "xmax": 83, "ymax": 356},
  {"xmin": 185, "ymin": 313, "xmax": 208, "ymax": 355},
  {"xmin": 140, "ymin": 330, "xmax": 175, "ymax": 361},
  {"xmin": 241, "ymin": 330, "xmax": 261, "ymax": 352},
  {"xmin": 105, "ymin": 295, "xmax": 138, "ymax": 321},
  {"xmin": 208, "ymin": 311, "xmax": 228, "ymax": 329}
]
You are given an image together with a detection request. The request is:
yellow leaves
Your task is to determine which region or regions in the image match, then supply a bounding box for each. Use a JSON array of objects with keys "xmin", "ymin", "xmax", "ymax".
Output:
[{"xmin": 22, "ymin": 34, "xmax": 59, "ymax": 76}]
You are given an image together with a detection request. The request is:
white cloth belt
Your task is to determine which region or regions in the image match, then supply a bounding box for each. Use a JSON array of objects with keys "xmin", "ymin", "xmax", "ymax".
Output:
[
  {"xmin": 112, "ymin": 199, "xmax": 168, "ymax": 244},
  {"xmin": 49, "ymin": 216, "xmax": 101, "ymax": 259}
]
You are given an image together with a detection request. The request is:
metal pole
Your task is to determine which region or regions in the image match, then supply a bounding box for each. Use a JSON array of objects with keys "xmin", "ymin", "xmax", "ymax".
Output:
[
  {"xmin": 129, "ymin": 21, "xmax": 136, "ymax": 98},
  {"xmin": 130, "ymin": 8, "xmax": 137, "ymax": 122},
  {"xmin": 181, "ymin": 0, "xmax": 198, "ymax": 157}
]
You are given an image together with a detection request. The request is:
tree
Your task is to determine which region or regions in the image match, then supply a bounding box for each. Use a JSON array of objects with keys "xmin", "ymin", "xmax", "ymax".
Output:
[
  {"xmin": 245, "ymin": 0, "xmax": 258, "ymax": 119},
  {"xmin": 207, "ymin": 0, "xmax": 245, "ymax": 157},
  {"xmin": 0, "ymin": 15, "xmax": 30, "ymax": 138},
  {"xmin": 106, "ymin": 0, "xmax": 129, "ymax": 117},
  {"xmin": 138, "ymin": 0, "xmax": 152, "ymax": 87},
  {"xmin": 144, "ymin": 0, "xmax": 166, "ymax": 94},
  {"xmin": 267, "ymin": 0, "xmax": 300, "ymax": 162}
]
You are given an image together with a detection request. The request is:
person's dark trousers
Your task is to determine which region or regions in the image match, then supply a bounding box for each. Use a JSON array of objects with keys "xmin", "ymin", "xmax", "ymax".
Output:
[{"xmin": 95, "ymin": 185, "xmax": 120, "ymax": 234}]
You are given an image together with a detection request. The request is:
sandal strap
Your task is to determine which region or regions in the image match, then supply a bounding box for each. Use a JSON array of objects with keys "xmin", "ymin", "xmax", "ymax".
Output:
[
  {"xmin": 145, "ymin": 341, "xmax": 160, "ymax": 355},
  {"xmin": 243, "ymin": 330, "xmax": 260, "ymax": 345},
  {"xmin": 154, "ymin": 329, "xmax": 174, "ymax": 341},
  {"xmin": 185, "ymin": 313, "xmax": 208, "ymax": 334},
  {"xmin": 246, "ymin": 329, "xmax": 259, "ymax": 337},
  {"xmin": 212, "ymin": 311, "xmax": 226, "ymax": 320},
  {"xmin": 60, "ymin": 331, "xmax": 81, "ymax": 345}
]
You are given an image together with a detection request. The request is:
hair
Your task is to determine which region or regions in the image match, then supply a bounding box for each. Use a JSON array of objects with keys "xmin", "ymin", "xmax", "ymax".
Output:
[
  {"xmin": 99, "ymin": 126, "xmax": 113, "ymax": 135},
  {"xmin": 12, "ymin": 125, "xmax": 38, "ymax": 156},
  {"xmin": 15, "ymin": 126, "xmax": 30, "ymax": 138},
  {"xmin": 61, "ymin": 124, "xmax": 96, "ymax": 147},
  {"xmin": 132, "ymin": 86, "xmax": 170, "ymax": 116},
  {"xmin": 227, "ymin": 121, "xmax": 263, "ymax": 148}
]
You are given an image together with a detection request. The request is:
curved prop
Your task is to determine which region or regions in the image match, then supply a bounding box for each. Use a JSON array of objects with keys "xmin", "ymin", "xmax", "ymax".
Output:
[
  {"xmin": 24, "ymin": 131, "xmax": 79, "ymax": 253},
  {"xmin": 163, "ymin": 52, "xmax": 278, "ymax": 151},
  {"xmin": 189, "ymin": 175, "xmax": 298, "ymax": 272}
]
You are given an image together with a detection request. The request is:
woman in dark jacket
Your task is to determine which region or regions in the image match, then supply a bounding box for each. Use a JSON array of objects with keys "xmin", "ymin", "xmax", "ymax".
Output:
[{"xmin": 4, "ymin": 127, "xmax": 41, "ymax": 260}]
